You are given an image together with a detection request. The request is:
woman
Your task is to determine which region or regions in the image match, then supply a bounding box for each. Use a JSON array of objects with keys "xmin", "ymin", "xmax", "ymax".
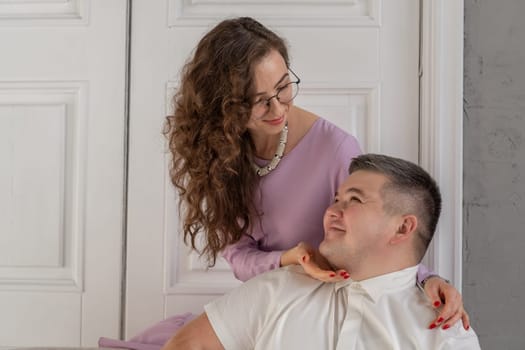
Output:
[{"xmin": 165, "ymin": 17, "xmax": 468, "ymax": 329}]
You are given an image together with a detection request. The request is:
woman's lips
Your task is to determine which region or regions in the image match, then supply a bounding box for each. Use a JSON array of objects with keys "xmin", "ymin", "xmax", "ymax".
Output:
[{"xmin": 264, "ymin": 116, "xmax": 284, "ymax": 125}]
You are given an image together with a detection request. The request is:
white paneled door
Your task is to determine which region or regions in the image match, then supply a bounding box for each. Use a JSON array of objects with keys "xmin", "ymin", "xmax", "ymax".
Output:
[
  {"xmin": 0, "ymin": 1, "xmax": 127, "ymax": 347},
  {"xmin": 127, "ymin": 0, "xmax": 420, "ymax": 338}
]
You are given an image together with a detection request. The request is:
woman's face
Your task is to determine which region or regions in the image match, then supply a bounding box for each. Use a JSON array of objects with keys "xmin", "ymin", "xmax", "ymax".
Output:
[{"xmin": 246, "ymin": 49, "xmax": 293, "ymax": 135}]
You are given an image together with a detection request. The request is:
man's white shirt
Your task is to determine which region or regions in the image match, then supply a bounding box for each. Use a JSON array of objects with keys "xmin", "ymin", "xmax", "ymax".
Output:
[{"xmin": 205, "ymin": 265, "xmax": 480, "ymax": 350}]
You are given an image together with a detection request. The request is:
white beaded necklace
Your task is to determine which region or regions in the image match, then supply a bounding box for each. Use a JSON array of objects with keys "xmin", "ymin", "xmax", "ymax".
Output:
[{"xmin": 253, "ymin": 122, "xmax": 288, "ymax": 176}]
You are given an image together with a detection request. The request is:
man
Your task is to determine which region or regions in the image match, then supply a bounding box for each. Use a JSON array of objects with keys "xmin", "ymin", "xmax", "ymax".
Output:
[{"xmin": 162, "ymin": 154, "xmax": 481, "ymax": 349}]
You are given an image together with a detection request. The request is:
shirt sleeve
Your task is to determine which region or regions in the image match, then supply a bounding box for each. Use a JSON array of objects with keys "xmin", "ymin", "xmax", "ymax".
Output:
[
  {"xmin": 438, "ymin": 326, "xmax": 482, "ymax": 349},
  {"xmin": 222, "ymin": 234, "xmax": 284, "ymax": 281},
  {"xmin": 204, "ymin": 271, "xmax": 281, "ymax": 349}
]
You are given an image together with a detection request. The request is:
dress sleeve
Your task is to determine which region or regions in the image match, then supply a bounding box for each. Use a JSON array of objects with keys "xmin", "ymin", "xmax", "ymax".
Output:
[
  {"xmin": 222, "ymin": 234, "xmax": 284, "ymax": 281},
  {"xmin": 417, "ymin": 264, "xmax": 437, "ymax": 283}
]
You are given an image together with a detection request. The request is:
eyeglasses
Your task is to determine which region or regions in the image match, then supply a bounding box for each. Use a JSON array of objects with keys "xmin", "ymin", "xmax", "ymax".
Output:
[{"xmin": 251, "ymin": 69, "xmax": 301, "ymax": 120}]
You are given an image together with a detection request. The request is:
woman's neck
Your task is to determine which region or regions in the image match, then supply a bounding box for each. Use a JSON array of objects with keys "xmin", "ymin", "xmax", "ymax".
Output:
[
  {"xmin": 253, "ymin": 132, "xmax": 282, "ymax": 160},
  {"xmin": 251, "ymin": 107, "xmax": 297, "ymax": 160},
  {"xmin": 251, "ymin": 106, "xmax": 318, "ymax": 160}
]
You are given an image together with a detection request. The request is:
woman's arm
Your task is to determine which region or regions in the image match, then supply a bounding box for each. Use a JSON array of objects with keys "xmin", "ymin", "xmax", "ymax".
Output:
[
  {"xmin": 222, "ymin": 234, "xmax": 284, "ymax": 281},
  {"xmin": 417, "ymin": 264, "xmax": 470, "ymax": 331}
]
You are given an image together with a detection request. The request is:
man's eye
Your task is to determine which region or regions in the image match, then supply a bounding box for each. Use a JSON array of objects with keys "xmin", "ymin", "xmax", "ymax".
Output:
[{"xmin": 349, "ymin": 196, "xmax": 362, "ymax": 203}]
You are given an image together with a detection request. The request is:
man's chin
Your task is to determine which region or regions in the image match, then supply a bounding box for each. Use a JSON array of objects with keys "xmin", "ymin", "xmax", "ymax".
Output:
[
  {"xmin": 318, "ymin": 241, "xmax": 331, "ymax": 258},
  {"xmin": 319, "ymin": 241, "xmax": 348, "ymax": 270},
  {"xmin": 321, "ymin": 234, "xmax": 340, "ymax": 246}
]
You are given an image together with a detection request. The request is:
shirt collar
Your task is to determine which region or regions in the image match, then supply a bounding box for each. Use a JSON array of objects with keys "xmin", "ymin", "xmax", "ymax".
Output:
[{"xmin": 334, "ymin": 265, "xmax": 419, "ymax": 303}]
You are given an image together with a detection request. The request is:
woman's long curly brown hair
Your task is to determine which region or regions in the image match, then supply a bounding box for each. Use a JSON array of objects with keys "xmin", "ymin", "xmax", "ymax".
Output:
[{"xmin": 164, "ymin": 17, "xmax": 290, "ymax": 266}]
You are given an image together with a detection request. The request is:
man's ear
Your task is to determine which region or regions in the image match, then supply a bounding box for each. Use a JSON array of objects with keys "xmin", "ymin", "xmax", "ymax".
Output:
[{"xmin": 389, "ymin": 215, "xmax": 418, "ymax": 245}]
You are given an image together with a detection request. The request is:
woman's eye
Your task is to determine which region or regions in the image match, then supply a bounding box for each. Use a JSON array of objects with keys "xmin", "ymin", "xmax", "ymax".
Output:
[{"xmin": 277, "ymin": 82, "xmax": 290, "ymax": 91}]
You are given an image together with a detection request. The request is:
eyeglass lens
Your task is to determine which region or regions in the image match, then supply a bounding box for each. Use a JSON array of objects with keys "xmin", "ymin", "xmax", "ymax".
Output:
[{"xmin": 252, "ymin": 81, "xmax": 299, "ymax": 119}]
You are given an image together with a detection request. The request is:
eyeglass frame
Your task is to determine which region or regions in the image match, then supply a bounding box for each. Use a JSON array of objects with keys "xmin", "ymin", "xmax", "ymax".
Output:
[{"xmin": 250, "ymin": 68, "xmax": 301, "ymax": 120}]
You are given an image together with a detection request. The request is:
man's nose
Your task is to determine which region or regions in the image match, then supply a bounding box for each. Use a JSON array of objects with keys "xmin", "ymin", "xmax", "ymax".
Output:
[{"xmin": 326, "ymin": 203, "xmax": 343, "ymax": 218}]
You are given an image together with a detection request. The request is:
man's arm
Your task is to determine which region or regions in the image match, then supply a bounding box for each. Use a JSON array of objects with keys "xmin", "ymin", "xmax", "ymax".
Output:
[{"xmin": 161, "ymin": 313, "xmax": 224, "ymax": 350}]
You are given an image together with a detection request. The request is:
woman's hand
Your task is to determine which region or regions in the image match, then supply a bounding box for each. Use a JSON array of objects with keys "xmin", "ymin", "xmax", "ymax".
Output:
[
  {"xmin": 281, "ymin": 242, "xmax": 349, "ymax": 282},
  {"xmin": 424, "ymin": 276, "xmax": 470, "ymax": 331}
]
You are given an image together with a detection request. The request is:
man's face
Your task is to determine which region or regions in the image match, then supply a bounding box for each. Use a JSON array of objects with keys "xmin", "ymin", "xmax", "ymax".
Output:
[{"xmin": 319, "ymin": 170, "xmax": 398, "ymax": 271}]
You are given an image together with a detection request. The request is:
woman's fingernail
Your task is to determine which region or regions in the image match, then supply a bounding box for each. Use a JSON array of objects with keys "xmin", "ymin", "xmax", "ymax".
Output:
[
  {"xmin": 466, "ymin": 325, "xmax": 470, "ymax": 330},
  {"xmin": 437, "ymin": 317, "xmax": 444, "ymax": 323},
  {"xmin": 433, "ymin": 301, "xmax": 441, "ymax": 307},
  {"xmin": 429, "ymin": 323, "xmax": 437, "ymax": 329},
  {"xmin": 329, "ymin": 273, "xmax": 336, "ymax": 277},
  {"xmin": 343, "ymin": 275, "xmax": 350, "ymax": 279},
  {"xmin": 443, "ymin": 324, "xmax": 450, "ymax": 330},
  {"xmin": 340, "ymin": 272, "xmax": 346, "ymax": 276}
]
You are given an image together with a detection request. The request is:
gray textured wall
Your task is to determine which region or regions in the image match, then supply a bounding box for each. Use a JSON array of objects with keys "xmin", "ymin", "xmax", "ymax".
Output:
[{"xmin": 463, "ymin": 0, "xmax": 525, "ymax": 348}]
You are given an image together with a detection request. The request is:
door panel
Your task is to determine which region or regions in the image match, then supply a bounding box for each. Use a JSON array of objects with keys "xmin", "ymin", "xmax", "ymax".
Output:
[
  {"xmin": 0, "ymin": 1, "xmax": 127, "ymax": 346},
  {"xmin": 127, "ymin": 0, "xmax": 418, "ymax": 337}
]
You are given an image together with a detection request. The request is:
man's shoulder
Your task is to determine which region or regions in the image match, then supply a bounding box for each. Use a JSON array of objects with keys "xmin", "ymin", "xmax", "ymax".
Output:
[
  {"xmin": 247, "ymin": 265, "xmax": 325, "ymax": 294},
  {"xmin": 377, "ymin": 286, "xmax": 480, "ymax": 348},
  {"xmin": 257, "ymin": 265, "xmax": 323, "ymax": 283}
]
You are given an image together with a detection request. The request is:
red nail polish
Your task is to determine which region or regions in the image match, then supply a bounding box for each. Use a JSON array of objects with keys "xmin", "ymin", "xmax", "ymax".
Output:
[
  {"xmin": 466, "ymin": 325, "xmax": 470, "ymax": 330},
  {"xmin": 329, "ymin": 273, "xmax": 336, "ymax": 277},
  {"xmin": 340, "ymin": 272, "xmax": 346, "ymax": 276},
  {"xmin": 443, "ymin": 324, "xmax": 450, "ymax": 330},
  {"xmin": 343, "ymin": 275, "xmax": 350, "ymax": 279},
  {"xmin": 433, "ymin": 301, "xmax": 441, "ymax": 307},
  {"xmin": 429, "ymin": 323, "xmax": 437, "ymax": 330},
  {"xmin": 437, "ymin": 317, "xmax": 444, "ymax": 323}
]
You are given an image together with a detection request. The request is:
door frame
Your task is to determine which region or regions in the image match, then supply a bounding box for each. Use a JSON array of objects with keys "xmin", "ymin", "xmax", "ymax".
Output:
[{"xmin": 420, "ymin": 0, "xmax": 464, "ymax": 290}]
